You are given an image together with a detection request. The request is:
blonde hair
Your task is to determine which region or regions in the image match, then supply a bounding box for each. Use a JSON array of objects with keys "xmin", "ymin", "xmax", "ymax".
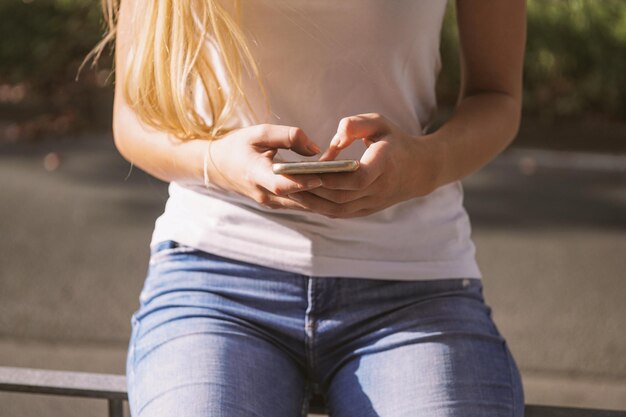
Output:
[{"xmin": 86, "ymin": 0, "xmax": 267, "ymax": 140}]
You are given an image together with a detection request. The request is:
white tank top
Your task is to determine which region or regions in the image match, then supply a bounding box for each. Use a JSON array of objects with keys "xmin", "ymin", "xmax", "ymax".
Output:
[{"xmin": 150, "ymin": 0, "xmax": 482, "ymax": 280}]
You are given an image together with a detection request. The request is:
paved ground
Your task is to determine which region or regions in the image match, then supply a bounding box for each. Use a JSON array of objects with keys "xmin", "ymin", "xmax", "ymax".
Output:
[{"xmin": 0, "ymin": 134, "xmax": 624, "ymax": 416}]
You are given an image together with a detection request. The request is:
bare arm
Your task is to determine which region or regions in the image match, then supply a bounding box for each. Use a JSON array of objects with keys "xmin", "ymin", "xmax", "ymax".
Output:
[
  {"xmin": 111, "ymin": 0, "xmax": 322, "ymax": 208},
  {"xmin": 428, "ymin": 0, "xmax": 527, "ymax": 186},
  {"xmin": 288, "ymin": 0, "xmax": 526, "ymax": 218},
  {"xmin": 111, "ymin": 0, "xmax": 210, "ymax": 186}
]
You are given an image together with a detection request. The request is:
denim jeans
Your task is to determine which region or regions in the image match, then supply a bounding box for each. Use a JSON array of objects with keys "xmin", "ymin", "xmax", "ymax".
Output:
[{"xmin": 127, "ymin": 240, "xmax": 524, "ymax": 417}]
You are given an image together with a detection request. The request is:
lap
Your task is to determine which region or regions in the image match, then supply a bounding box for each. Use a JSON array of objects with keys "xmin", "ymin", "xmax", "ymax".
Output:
[
  {"xmin": 126, "ymin": 241, "xmax": 308, "ymax": 417},
  {"xmin": 127, "ymin": 240, "xmax": 524, "ymax": 417},
  {"xmin": 127, "ymin": 326, "xmax": 306, "ymax": 417},
  {"xmin": 327, "ymin": 335, "xmax": 523, "ymax": 417},
  {"xmin": 323, "ymin": 279, "xmax": 524, "ymax": 417}
]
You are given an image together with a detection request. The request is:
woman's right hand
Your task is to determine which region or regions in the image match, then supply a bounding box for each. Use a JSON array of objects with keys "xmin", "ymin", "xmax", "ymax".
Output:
[{"xmin": 206, "ymin": 124, "xmax": 324, "ymax": 210}]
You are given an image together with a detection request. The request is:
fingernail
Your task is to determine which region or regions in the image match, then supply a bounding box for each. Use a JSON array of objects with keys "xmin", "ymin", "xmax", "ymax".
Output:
[
  {"xmin": 290, "ymin": 193, "xmax": 304, "ymax": 202},
  {"xmin": 331, "ymin": 132, "xmax": 345, "ymax": 149},
  {"xmin": 307, "ymin": 179, "xmax": 323, "ymax": 188}
]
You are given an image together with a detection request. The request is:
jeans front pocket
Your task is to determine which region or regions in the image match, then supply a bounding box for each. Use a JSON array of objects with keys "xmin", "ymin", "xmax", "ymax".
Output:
[
  {"xmin": 136, "ymin": 240, "xmax": 201, "ymax": 307},
  {"xmin": 148, "ymin": 240, "xmax": 199, "ymax": 267}
]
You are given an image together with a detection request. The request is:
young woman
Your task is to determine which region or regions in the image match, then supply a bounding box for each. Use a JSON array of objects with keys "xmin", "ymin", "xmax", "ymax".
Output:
[{"xmin": 99, "ymin": 0, "xmax": 526, "ymax": 415}]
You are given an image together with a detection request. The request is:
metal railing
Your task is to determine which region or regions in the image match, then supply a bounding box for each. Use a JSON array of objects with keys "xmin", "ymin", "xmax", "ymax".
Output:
[
  {"xmin": 1, "ymin": 366, "xmax": 625, "ymax": 417},
  {"xmin": 0, "ymin": 366, "xmax": 126, "ymax": 417}
]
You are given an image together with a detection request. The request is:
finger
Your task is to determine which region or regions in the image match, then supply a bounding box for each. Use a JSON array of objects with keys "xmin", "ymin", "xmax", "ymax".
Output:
[
  {"xmin": 318, "ymin": 137, "xmax": 342, "ymax": 161},
  {"xmin": 345, "ymin": 207, "xmax": 377, "ymax": 218},
  {"xmin": 288, "ymin": 191, "xmax": 370, "ymax": 218},
  {"xmin": 307, "ymin": 178, "xmax": 381, "ymax": 203},
  {"xmin": 357, "ymin": 140, "xmax": 390, "ymax": 178},
  {"xmin": 262, "ymin": 194, "xmax": 309, "ymax": 211},
  {"xmin": 311, "ymin": 164, "xmax": 381, "ymax": 191},
  {"xmin": 252, "ymin": 124, "xmax": 321, "ymax": 156},
  {"xmin": 251, "ymin": 185, "xmax": 310, "ymax": 210},
  {"xmin": 255, "ymin": 162, "xmax": 324, "ymax": 196},
  {"xmin": 325, "ymin": 113, "xmax": 391, "ymax": 155},
  {"xmin": 318, "ymin": 136, "xmax": 375, "ymax": 161}
]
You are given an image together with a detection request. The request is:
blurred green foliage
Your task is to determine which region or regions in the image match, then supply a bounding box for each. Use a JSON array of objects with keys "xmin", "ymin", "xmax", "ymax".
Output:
[
  {"xmin": 0, "ymin": 0, "xmax": 106, "ymax": 89},
  {"xmin": 524, "ymin": 0, "xmax": 626, "ymax": 120},
  {"xmin": 0, "ymin": 0, "xmax": 625, "ymax": 141},
  {"xmin": 440, "ymin": 0, "xmax": 626, "ymax": 121},
  {"xmin": 0, "ymin": 0, "xmax": 111, "ymax": 140}
]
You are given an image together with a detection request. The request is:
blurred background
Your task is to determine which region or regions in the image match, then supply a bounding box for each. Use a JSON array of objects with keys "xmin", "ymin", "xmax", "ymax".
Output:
[{"xmin": 0, "ymin": 0, "xmax": 624, "ymax": 416}]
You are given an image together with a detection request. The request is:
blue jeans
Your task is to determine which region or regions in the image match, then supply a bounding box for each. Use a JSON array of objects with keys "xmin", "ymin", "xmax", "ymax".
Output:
[{"xmin": 127, "ymin": 240, "xmax": 524, "ymax": 417}]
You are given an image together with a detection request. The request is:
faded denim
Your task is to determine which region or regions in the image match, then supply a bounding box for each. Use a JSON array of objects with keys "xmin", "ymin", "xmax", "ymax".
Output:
[{"xmin": 127, "ymin": 240, "xmax": 524, "ymax": 417}]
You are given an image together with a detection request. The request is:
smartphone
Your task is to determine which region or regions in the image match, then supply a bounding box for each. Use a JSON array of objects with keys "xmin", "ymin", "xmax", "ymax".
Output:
[{"xmin": 272, "ymin": 160, "xmax": 359, "ymax": 175}]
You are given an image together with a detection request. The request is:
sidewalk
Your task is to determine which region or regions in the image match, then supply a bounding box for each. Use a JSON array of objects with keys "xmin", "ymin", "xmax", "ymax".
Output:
[{"xmin": 1, "ymin": 134, "xmax": 624, "ymax": 415}]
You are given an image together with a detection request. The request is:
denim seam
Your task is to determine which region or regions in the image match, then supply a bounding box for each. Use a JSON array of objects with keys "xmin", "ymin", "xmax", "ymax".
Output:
[
  {"xmin": 300, "ymin": 381, "xmax": 311, "ymax": 417},
  {"xmin": 126, "ymin": 314, "xmax": 140, "ymax": 415},
  {"xmin": 504, "ymin": 341, "xmax": 518, "ymax": 417},
  {"xmin": 304, "ymin": 277, "xmax": 317, "ymax": 380}
]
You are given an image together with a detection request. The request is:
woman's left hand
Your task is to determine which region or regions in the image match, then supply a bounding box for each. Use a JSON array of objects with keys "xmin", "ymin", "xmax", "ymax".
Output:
[{"xmin": 287, "ymin": 113, "xmax": 446, "ymax": 218}]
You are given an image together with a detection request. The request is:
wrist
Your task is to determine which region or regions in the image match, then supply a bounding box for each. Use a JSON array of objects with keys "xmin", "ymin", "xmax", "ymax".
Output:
[
  {"xmin": 202, "ymin": 137, "xmax": 236, "ymax": 193},
  {"xmin": 169, "ymin": 137, "xmax": 213, "ymax": 188},
  {"xmin": 412, "ymin": 133, "xmax": 450, "ymax": 195},
  {"xmin": 185, "ymin": 139, "xmax": 211, "ymax": 189}
]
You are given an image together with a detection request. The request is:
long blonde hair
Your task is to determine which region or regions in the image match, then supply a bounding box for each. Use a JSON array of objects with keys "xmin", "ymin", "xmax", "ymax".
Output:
[{"xmin": 86, "ymin": 0, "xmax": 267, "ymax": 140}]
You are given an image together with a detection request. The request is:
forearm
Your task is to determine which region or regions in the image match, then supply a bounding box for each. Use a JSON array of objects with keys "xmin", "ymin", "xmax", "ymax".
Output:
[
  {"xmin": 112, "ymin": 96, "xmax": 320, "ymax": 208},
  {"xmin": 424, "ymin": 0, "xmax": 526, "ymax": 189},
  {"xmin": 425, "ymin": 92, "xmax": 522, "ymax": 188},
  {"xmin": 112, "ymin": 96, "xmax": 208, "ymax": 187}
]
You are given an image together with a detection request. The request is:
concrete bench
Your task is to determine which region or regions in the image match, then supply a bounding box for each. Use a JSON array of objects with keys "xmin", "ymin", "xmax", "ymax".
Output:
[{"xmin": 1, "ymin": 366, "xmax": 624, "ymax": 416}]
